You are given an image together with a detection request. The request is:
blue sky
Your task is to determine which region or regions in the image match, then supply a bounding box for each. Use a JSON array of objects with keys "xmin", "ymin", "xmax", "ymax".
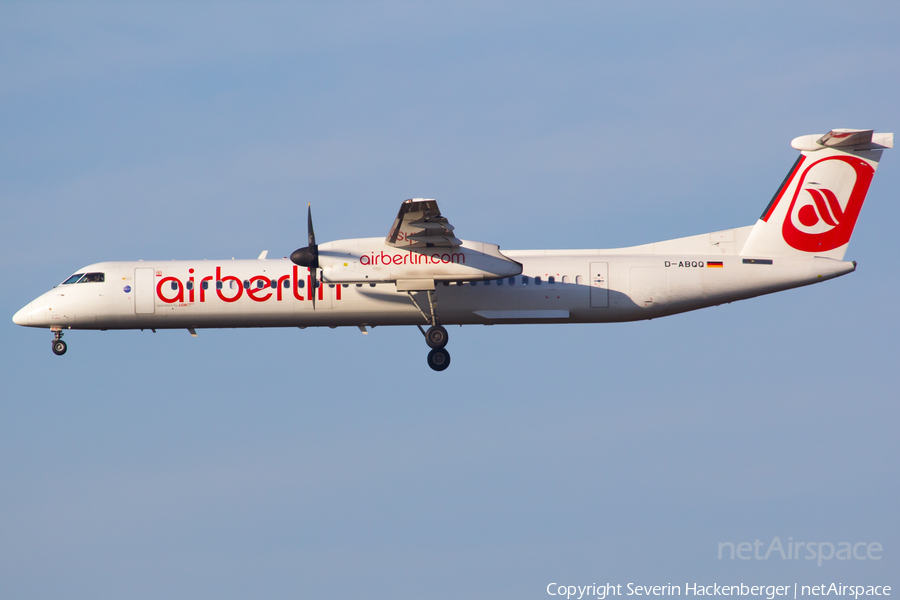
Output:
[{"xmin": 2, "ymin": 3, "xmax": 898, "ymax": 599}]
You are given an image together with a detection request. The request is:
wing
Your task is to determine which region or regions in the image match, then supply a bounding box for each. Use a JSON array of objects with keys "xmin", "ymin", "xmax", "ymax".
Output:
[{"xmin": 385, "ymin": 198, "xmax": 462, "ymax": 248}]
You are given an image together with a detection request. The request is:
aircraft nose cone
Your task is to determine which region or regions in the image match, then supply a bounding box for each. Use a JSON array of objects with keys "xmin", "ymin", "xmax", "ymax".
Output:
[{"xmin": 12, "ymin": 303, "xmax": 30, "ymax": 326}]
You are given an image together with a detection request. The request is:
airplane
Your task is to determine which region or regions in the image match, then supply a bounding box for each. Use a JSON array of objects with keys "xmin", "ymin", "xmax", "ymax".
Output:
[{"xmin": 12, "ymin": 128, "xmax": 892, "ymax": 371}]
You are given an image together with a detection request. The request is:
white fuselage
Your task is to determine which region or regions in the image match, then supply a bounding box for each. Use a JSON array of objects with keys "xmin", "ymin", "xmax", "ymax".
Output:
[{"xmin": 13, "ymin": 226, "xmax": 854, "ymax": 331}]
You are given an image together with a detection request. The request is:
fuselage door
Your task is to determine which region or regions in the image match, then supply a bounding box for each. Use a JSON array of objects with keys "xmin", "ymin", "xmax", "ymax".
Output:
[
  {"xmin": 134, "ymin": 268, "xmax": 155, "ymax": 314},
  {"xmin": 590, "ymin": 262, "xmax": 608, "ymax": 308}
]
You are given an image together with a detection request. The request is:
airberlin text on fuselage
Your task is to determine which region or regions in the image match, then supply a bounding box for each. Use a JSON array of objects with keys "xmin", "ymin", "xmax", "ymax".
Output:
[
  {"xmin": 153, "ymin": 252, "xmax": 466, "ymax": 304},
  {"xmin": 359, "ymin": 251, "xmax": 465, "ymax": 266},
  {"xmin": 155, "ymin": 265, "xmax": 331, "ymax": 304}
]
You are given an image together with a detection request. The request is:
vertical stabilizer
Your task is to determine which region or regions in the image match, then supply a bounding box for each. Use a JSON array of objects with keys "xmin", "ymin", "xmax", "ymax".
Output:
[{"xmin": 740, "ymin": 129, "xmax": 892, "ymax": 260}]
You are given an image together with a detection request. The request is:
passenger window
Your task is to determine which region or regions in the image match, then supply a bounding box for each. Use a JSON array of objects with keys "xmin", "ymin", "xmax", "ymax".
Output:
[
  {"xmin": 508, "ymin": 277, "xmax": 515, "ymax": 286},
  {"xmin": 522, "ymin": 276, "xmax": 529, "ymax": 285},
  {"xmin": 442, "ymin": 281, "xmax": 450, "ymax": 286},
  {"xmin": 186, "ymin": 281, "xmax": 193, "ymax": 290},
  {"xmin": 342, "ymin": 284, "xmax": 348, "ymax": 288},
  {"xmin": 484, "ymin": 280, "xmax": 490, "ymax": 285},
  {"xmin": 497, "ymin": 278, "xmax": 503, "ymax": 286},
  {"xmin": 575, "ymin": 275, "xmax": 583, "ymax": 285},
  {"xmin": 562, "ymin": 275, "xmax": 569, "ymax": 284},
  {"xmin": 298, "ymin": 279, "xmax": 305, "ymax": 288},
  {"xmin": 535, "ymin": 277, "xmax": 542, "ymax": 285},
  {"xmin": 202, "ymin": 281, "xmax": 209, "ymax": 290},
  {"xmin": 216, "ymin": 281, "xmax": 223, "ymax": 290},
  {"xmin": 369, "ymin": 283, "xmax": 376, "ymax": 287},
  {"xmin": 328, "ymin": 284, "xmax": 334, "ymax": 288},
  {"xmin": 356, "ymin": 284, "xmax": 362, "ymax": 287},
  {"xmin": 548, "ymin": 276, "xmax": 555, "ymax": 285},
  {"xmin": 171, "ymin": 281, "xmax": 179, "ymax": 291},
  {"xmin": 243, "ymin": 280, "xmax": 250, "ymax": 289},
  {"xmin": 470, "ymin": 281, "xmax": 477, "ymax": 286},
  {"xmin": 62, "ymin": 273, "xmax": 85, "ymax": 285},
  {"xmin": 257, "ymin": 280, "xmax": 264, "ymax": 289},
  {"xmin": 283, "ymin": 280, "xmax": 289, "ymax": 288}
]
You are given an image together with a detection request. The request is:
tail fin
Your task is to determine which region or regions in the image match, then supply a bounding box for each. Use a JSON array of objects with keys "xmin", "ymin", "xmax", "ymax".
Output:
[{"xmin": 740, "ymin": 129, "xmax": 892, "ymax": 260}]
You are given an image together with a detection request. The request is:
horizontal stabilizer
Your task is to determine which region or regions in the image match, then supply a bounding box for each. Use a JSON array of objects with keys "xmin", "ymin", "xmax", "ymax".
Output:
[{"xmin": 792, "ymin": 129, "xmax": 893, "ymax": 151}]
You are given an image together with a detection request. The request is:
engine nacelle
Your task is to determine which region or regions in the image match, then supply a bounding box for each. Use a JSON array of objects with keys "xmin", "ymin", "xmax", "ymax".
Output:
[{"xmin": 319, "ymin": 237, "xmax": 522, "ymax": 284}]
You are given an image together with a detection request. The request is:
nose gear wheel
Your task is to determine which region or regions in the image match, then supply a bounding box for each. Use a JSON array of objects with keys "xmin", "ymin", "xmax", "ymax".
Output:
[{"xmin": 51, "ymin": 329, "xmax": 67, "ymax": 356}]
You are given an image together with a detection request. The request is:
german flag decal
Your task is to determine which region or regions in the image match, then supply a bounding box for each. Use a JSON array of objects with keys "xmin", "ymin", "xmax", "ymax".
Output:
[{"xmin": 707, "ymin": 261, "xmax": 724, "ymax": 268}]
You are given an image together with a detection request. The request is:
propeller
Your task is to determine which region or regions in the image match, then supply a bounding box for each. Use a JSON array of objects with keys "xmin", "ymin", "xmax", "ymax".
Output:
[{"xmin": 290, "ymin": 204, "xmax": 319, "ymax": 309}]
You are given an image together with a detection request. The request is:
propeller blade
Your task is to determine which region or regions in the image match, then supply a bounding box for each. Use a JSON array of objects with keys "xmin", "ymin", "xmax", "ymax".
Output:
[
  {"xmin": 290, "ymin": 204, "xmax": 320, "ymax": 308},
  {"xmin": 291, "ymin": 203, "xmax": 319, "ymax": 270}
]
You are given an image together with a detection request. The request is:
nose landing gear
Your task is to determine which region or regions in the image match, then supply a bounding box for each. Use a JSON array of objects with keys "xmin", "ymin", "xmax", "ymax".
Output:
[{"xmin": 51, "ymin": 329, "xmax": 67, "ymax": 356}]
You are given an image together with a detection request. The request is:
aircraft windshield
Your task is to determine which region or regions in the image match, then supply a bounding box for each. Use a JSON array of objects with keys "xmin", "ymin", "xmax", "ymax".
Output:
[{"xmin": 60, "ymin": 272, "xmax": 105, "ymax": 285}]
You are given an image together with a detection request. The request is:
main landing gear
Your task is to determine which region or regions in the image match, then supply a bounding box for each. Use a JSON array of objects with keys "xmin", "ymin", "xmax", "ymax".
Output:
[
  {"xmin": 425, "ymin": 324, "xmax": 448, "ymax": 349},
  {"xmin": 425, "ymin": 325, "xmax": 450, "ymax": 371},
  {"xmin": 427, "ymin": 346, "xmax": 450, "ymax": 371},
  {"xmin": 408, "ymin": 289, "xmax": 451, "ymax": 372},
  {"xmin": 51, "ymin": 329, "xmax": 67, "ymax": 356}
]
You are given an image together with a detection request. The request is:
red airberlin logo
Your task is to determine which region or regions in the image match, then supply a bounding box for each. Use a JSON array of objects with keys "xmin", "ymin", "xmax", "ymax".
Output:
[
  {"xmin": 782, "ymin": 155, "xmax": 875, "ymax": 252},
  {"xmin": 155, "ymin": 265, "xmax": 336, "ymax": 304}
]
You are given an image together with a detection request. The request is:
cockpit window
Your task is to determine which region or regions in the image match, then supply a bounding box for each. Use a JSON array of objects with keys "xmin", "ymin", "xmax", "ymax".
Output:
[
  {"xmin": 62, "ymin": 273, "xmax": 85, "ymax": 285},
  {"xmin": 77, "ymin": 273, "xmax": 105, "ymax": 283}
]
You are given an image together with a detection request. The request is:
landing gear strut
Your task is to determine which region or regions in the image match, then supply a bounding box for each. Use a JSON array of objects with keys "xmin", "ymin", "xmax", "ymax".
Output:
[
  {"xmin": 51, "ymin": 329, "xmax": 67, "ymax": 356},
  {"xmin": 409, "ymin": 289, "xmax": 451, "ymax": 371}
]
